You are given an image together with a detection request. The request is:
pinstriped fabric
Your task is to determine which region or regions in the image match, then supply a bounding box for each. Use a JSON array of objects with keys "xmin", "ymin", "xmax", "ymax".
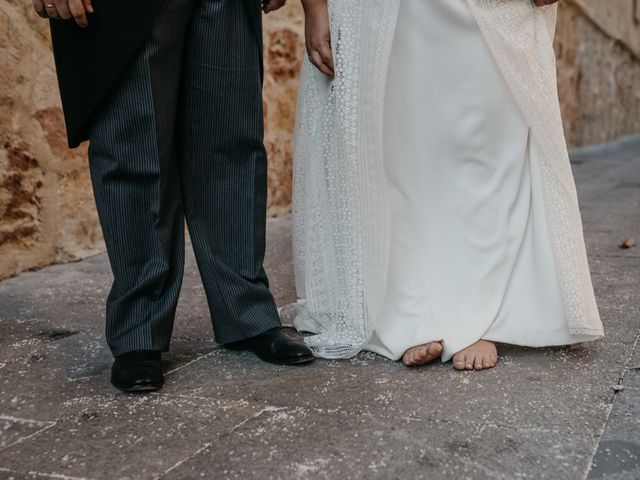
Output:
[
  {"xmin": 179, "ymin": 0, "xmax": 280, "ymax": 343},
  {"xmin": 88, "ymin": 0, "xmax": 280, "ymax": 357}
]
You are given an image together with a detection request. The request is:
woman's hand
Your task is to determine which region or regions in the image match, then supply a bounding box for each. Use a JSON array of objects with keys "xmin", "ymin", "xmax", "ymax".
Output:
[
  {"xmin": 302, "ymin": 0, "xmax": 334, "ymax": 76},
  {"xmin": 532, "ymin": 0, "xmax": 560, "ymax": 6}
]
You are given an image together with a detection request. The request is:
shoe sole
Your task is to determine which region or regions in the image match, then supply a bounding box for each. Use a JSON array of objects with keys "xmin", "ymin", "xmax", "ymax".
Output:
[
  {"xmin": 253, "ymin": 353, "xmax": 315, "ymax": 366},
  {"xmin": 111, "ymin": 381, "xmax": 164, "ymax": 393},
  {"xmin": 225, "ymin": 341, "xmax": 315, "ymax": 366}
]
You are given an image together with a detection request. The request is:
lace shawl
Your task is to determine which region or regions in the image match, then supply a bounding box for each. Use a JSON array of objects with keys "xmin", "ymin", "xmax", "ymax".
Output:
[{"xmin": 290, "ymin": 0, "xmax": 603, "ymax": 359}]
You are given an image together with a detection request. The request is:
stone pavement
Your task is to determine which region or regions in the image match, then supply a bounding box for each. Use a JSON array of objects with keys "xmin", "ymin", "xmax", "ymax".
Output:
[{"xmin": 0, "ymin": 135, "xmax": 639, "ymax": 480}]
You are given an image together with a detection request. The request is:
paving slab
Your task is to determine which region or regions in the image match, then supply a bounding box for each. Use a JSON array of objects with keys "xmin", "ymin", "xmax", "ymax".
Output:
[
  {"xmin": 588, "ymin": 343, "xmax": 640, "ymax": 479},
  {"xmin": 0, "ymin": 135, "xmax": 639, "ymax": 479},
  {"xmin": 162, "ymin": 345, "xmax": 617, "ymax": 431},
  {"xmin": 589, "ymin": 386, "xmax": 640, "ymax": 479},
  {"xmin": 0, "ymin": 416, "xmax": 55, "ymax": 451},
  {"xmin": 166, "ymin": 407, "xmax": 598, "ymax": 480},
  {"xmin": 0, "ymin": 394, "xmax": 267, "ymax": 480}
]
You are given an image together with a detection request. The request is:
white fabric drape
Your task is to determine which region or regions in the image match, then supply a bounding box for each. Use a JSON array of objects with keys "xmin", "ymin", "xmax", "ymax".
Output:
[{"xmin": 290, "ymin": 0, "xmax": 603, "ymax": 359}]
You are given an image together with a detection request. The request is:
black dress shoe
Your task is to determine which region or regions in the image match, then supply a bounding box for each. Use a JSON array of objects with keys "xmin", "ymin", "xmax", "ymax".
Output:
[
  {"xmin": 111, "ymin": 350, "xmax": 164, "ymax": 393},
  {"xmin": 225, "ymin": 327, "xmax": 315, "ymax": 365}
]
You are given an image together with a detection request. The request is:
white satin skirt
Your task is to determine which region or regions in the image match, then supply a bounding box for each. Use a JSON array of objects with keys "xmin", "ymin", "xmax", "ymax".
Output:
[{"xmin": 365, "ymin": 0, "xmax": 596, "ymax": 362}]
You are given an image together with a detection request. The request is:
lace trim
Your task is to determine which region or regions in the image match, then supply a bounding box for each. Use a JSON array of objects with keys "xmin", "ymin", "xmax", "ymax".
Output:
[{"xmin": 468, "ymin": 0, "xmax": 602, "ymax": 336}]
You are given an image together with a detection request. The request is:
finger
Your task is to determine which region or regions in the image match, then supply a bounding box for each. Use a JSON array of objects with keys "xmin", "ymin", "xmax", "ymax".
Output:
[
  {"xmin": 269, "ymin": 0, "xmax": 286, "ymax": 12},
  {"xmin": 310, "ymin": 51, "xmax": 333, "ymax": 77},
  {"xmin": 83, "ymin": 0, "xmax": 93, "ymax": 14},
  {"xmin": 53, "ymin": 0, "xmax": 72, "ymax": 20},
  {"xmin": 33, "ymin": 0, "xmax": 49, "ymax": 18},
  {"xmin": 44, "ymin": 1, "xmax": 61, "ymax": 19},
  {"xmin": 68, "ymin": 0, "xmax": 88, "ymax": 27},
  {"xmin": 318, "ymin": 43, "xmax": 334, "ymax": 74},
  {"xmin": 263, "ymin": 0, "xmax": 285, "ymax": 13},
  {"xmin": 310, "ymin": 50, "xmax": 333, "ymax": 77},
  {"xmin": 308, "ymin": 50, "xmax": 324, "ymax": 74},
  {"xmin": 262, "ymin": 0, "xmax": 274, "ymax": 13}
]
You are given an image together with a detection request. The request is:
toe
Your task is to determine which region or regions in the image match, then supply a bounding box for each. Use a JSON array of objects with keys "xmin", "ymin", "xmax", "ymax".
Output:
[
  {"xmin": 404, "ymin": 343, "xmax": 443, "ymax": 367},
  {"xmin": 406, "ymin": 351, "xmax": 416, "ymax": 366},
  {"xmin": 402, "ymin": 350, "xmax": 413, "ymax": 366},
  {"xmin": 474, "ymin": 354, "xmax": 484, "ymax": 370},
  {"xmin": 404, "ymin": 348, "xmax": 421, "ymax": 367},
  {"xmin": 417, "ymin": 346, "xmax": 427, "ymax": 362},
  {"xmin": 453, "ymin": 353, "xmax": 465, "ymax": 370},
  {"xmin": 487, "ymin": 352, "xmax": 498, "ymax": 367},
  {"xmin": 420, "ymin": 345, "xmax": 430, "ymax": 361},
  {"xmin": 429, "ymin": 342, "xmax": 443, "ymax": 357},
  {"xmin": 412, "ymin": 349, "xmax": 420, "ymax": 363},
  {"xmin": 465, "ymin": 353, "xmax": 475, "ymax": 370}
]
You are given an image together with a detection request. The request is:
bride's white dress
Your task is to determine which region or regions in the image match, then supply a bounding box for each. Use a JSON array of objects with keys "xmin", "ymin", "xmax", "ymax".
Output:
[
  {"xmin": 290, "ymin": 0, "xmax": 603, "ymax": 360},
  {"xmin": 365, "ymin": 0, "xmax": 596, "ymax": 361}
]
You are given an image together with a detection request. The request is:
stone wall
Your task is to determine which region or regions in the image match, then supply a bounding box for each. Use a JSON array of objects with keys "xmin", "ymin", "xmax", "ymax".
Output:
[
  {"xmin": 556, "ymin": 0, "xmax": 640, "ymax": 146},
  {"xmin": 262, "ymin": 5, "xmax": 304, "ymax": 217},
  {"xmin": 1, "ymin": 1, "xmax": 639, "ymax": 279},
  {"xmin": 0, "ymin": 1, "xmax": 99, "ymax": 280}
]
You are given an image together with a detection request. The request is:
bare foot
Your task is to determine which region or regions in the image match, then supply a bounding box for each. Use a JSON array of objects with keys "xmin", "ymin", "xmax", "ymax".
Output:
[
  {"xmin": 452, "ymin": 340, "xmax": 497, "ymax": 371},
  {"xmin": 402, "ymin": 342, "xmax": 443, "ymax": 367}
]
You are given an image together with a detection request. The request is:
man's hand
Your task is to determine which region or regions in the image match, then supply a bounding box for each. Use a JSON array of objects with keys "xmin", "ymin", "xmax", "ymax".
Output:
[
  {"xmin": 262, "ymin": 0, "xmax": 287, "ymax": 14},
  {"xmin": 33, "ymin": 0, "xmax": 94, "ymax": 28},
  {"xmin": 533, "ymin": 0, "xmax": 560, "ymax": 6}
]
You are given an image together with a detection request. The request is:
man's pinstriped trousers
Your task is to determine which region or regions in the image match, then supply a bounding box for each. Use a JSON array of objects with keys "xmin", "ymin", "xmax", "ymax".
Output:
[{"xmin": 87, "ymin": 0, "xmax": 281, "ymax": 356}]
